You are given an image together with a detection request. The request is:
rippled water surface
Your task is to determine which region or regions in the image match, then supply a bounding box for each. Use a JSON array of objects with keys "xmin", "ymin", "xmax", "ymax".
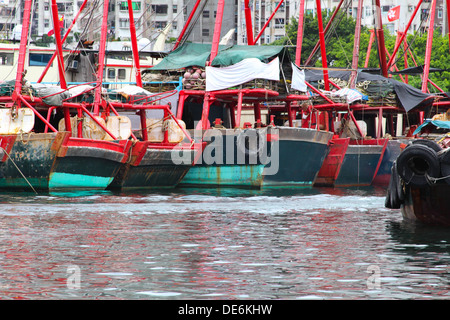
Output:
[{"xmin": 1, "ymin": 186, "xmax": 450, "ymax": 300}]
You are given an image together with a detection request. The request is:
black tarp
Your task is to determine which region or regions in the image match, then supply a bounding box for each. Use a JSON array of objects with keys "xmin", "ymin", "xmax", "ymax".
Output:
[
  {"xmin": 304, "ymin": 69, "xmax": 434, "ymax": 112},
  {"xmin": 389, "ymin": 65, "xmax": 447, "ymax": 75}
]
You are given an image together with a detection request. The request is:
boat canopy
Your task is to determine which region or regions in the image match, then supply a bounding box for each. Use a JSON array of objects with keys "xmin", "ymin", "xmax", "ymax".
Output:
[
  {"xmin": 413, "ymin": 119, "xmax": 450, "ymax": 135},
  {"xmin": 149, "ymin": 43, "xmax": 286, "ymax": 71}
]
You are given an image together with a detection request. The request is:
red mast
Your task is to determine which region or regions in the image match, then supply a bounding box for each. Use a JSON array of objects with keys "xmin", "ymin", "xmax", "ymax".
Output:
[
  {"xmin": 127, "ymin": 0, "xmax": 148, "ymax": 141},
  {"xmin": 244, "ymin": 0, "xmax": 254, "ymax": 45},
  {"xmin": 295, "ymin": 0, "xmax": 306, "ymax": 66},
  {"xmin": 172, "ymin": 0, "xmax": 202, "ymax": 51},
  {"xmin": 422, "ymin": 0, "xmax": 437, "ymax": 93},
  {"xmin": 253, "ymin": 0, "xmax": 285, "ymax": 44},
  {"xmin": 304, "ymin": 0, "xmax": 345, "ymax": 66},
  {"xmin": 374, "ymin": 0, "xmax": 388, "ymax": 77},
  {"xmin": 349, "ymin": 0, "xmax": 363, "ymax": 88},
  {"xmin": 209, "ymin": 0, "xmax": 224, "ymax": 65},
  {"xmin": 13, "ymin": 0, "xmax": 33, "ymax": 102},
  {"xmin": 51, "ymin": 0, "xmax": 71, "ymax": 132},
  {"xmin": 386, "ymin": 0, "xmax": 423, "ymax": 71},
  {"xmin": 93, "ymin": 0, "xmax": 110, "ymax": 116},
  {"xmin": 316, "ymin": 0, "xmax": 330, "ymax": 91},
  {"xmin": 38, "ymin": 0, "xmax": 88, "ymax": 83}
]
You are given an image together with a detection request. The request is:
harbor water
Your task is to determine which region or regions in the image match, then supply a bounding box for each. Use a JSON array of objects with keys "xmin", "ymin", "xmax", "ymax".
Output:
[{"xmin": 1, "ymin": 186, "xmax": 450, "ymax": 300}]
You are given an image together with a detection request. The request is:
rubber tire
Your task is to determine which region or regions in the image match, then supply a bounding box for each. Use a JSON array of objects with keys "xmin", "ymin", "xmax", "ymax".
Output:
[
  {"xmin": 411, "ymin": 139, "xmax": 442, "ymax": 152},
  {"xmin": 386, "ymin": 162, "xmax": 403, "ymax": 209},
  {"xmin": 396, "ymin": 144, "xmax": 440, "ymax": 188},
  {"xmin": 439, "ymin": 150, "xmax": 450, "ymax": 185}
]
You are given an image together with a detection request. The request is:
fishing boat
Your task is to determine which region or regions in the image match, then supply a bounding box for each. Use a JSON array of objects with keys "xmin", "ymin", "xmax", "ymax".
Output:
[
  {"xmin": 0, "ymin": 0, "xmax": 199, "ymax": 192},
  {"xmin": 145, "ymin": 0, "xmax": 338, "ymax": 188},
  {"xmin": 384, "ymin": 0, "xmax": 450, "ymax": 225}
]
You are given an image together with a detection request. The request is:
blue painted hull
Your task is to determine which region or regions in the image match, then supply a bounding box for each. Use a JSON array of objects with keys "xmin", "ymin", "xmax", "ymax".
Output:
[
  {"xmin": 263, "ymin": 127, "xmax": 333, "ymax": 187},
  {"xmin": 334, "ymin": 144, "xmax": 385, "ymax": 187}
]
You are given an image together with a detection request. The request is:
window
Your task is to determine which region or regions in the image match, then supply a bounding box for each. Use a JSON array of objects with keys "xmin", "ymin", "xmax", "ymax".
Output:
[
  {"xmin": 203, "ymin": 10, "xmax": 209, "ymax": 18},
  {"xmin": 274, "ymin": 18, "xmax": 284, "ymax": 29},
  {"xmin": 120, "ymin": 2, "xmax": 141, "ymax": 11},
  {"xmin": 44, "ymin": 19, "xmax": 49, "ymax": 28},
  {"xmin": 0, "ymin": 53, "xmax": 13, "ymax": 66},
  {"xmin": 154, "ymin": 21, "xmax": 167, "ymax": 29},
  {"xmin": 29, "ymin": 53, "xmax": 52, "ymax": 66},
  {"xmin": 151, "ymin": 4, "xmax": 168, "ymax": 14},
  {"xmin": 119, "ymin": 18, "xmax": 129, "ymax": 28},
  {"xmin": 107, "ymin": 68, "xmax": 116, "ymax": 79},
  {"xmin": 202, "ymin": 28, "xmax": 209, "ymax": 37},
  {"xmin": 173, "ymin": 5, "xmax": 177, "ymax": 13},
  {"xmin": 118, "ymin": 69, "xmax": 126, "ymax": 80}
]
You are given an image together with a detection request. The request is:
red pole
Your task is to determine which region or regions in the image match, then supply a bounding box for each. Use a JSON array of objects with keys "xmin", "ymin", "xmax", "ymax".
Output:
[
  {"xmin": 349, "ymin": 0, "xmax": 363, "ymax": 88},
  {"xmin": 422, "ymin": 0, "xmax": 437, "ymax": 93},
  {"xmin": 374, "ymin": 0, "xmax": 388, "ymax": 77},
  {"xmin": 386, "ymin": 0, "xmax": 423, "ymax": 70},
  {"xmin": 51, "ymin": 0, "xmax": 71, "ymax": 132},
  {"xmin": 254, "ymin": 0, "xmax": 285, "ymax": 44},
  {"xmin": 38, "ymin": 0, "xmax": 88, "ymax": 83},
  {"xmin": 305, "ymin": 0, "xmax": 345, "ymax": 66},
  {"xmin": 13, "ymin": 0, "xmax": 33, "ymax": 100},
  {"xmin": 172, "ymin": 0, "xmax": 202, "ymax": 51},
  {"xmin": 244, "ymin": 0, "xmax": 254, "ymax": 45},
  {"xmin": 50, "ymin": 0, "xmax": 67, "ymax": 89},
  {"xmin": 364, "ymin": 29, "xmax": 375, "ymax": 68},
  {"xmin": 295, "ymin": 0, "xmax": 306, "ymax": 65},
  {"xmin": 316, "ymin": 0, "xmax": 330, "ymax": 91},
  {"xmin": 127, "ymin": 0, "xmax": 142, "ymax": 87},
  {"xmin": 93, "ymin": 0, "xmax": 110, "ymax": 116},
  {"xmin": 127, "ymin": 0, "xmax": 147, "ymax": 140},
  {"xmin": 209, "ymin": 0, "xmax": 225, "ymax": 65},
  {"xmin": 402, "ymin": 32, "xmax": 409, "ymax": 84}
]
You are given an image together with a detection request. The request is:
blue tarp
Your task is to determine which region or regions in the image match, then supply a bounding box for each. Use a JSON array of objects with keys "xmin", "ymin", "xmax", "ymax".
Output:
[{"xmin": 413, "ymin": 119, "xmax": 450, "ymax": 135}]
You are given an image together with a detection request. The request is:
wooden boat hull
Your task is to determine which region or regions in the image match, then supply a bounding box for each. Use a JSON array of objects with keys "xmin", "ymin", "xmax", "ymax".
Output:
[
  {"xmin": 401, "ymin": 184, "xmax": 450, "ymax": 226},
  {"xmin": 263, "ymin": 127, "xmax": 333, "ymax": 187},
  {"xmin": 109, "ymin": 142, "xmax": 199, "ymax": 189}
]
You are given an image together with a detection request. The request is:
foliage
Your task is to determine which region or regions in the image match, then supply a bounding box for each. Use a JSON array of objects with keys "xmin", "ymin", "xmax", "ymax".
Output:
[{"xmin": 272, "ymin": 10, "xmax": 450, "ymax": 92}]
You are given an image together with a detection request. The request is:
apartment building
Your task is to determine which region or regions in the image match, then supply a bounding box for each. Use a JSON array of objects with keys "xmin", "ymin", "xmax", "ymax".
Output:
[
  {"xmin": 236, "ymin": 0, "xmax": 447, "ymax": 45},
  {"xmin": 0, "ymin": 0, "xmax": 446, "ymax": 46}
]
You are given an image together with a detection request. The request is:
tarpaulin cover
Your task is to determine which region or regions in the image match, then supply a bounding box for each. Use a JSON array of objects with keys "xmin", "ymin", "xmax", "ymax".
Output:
[
  {"xmin": 390, "ymin": 65, "xmax": 447, "ymax": 75},
  {"xmin": 413, "ymin": 119, "xmax": 450, "ymax": 135},
  {"xmin": 291, "ymin": 63, "xmax": 307, "ymax": 92},
  {"xmin": 150, "ymin": 43, "xmax": 285, "ymax": 71},
  {"xmin": 205, "ymin": 57, "xmax": 280, "ymax": 91},
  {"xmin": 304, "ymin": 69, "xmax": 433, "ymax": 112}
]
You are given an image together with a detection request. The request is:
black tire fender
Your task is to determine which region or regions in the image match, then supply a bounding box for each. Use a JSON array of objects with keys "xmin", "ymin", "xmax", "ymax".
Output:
[
  {"xmin": 411, "ymin": 139, "xmax": 442, "ymax": 152},
  {"xmin": 396, "ymin": 144, "xmax": 440, "ymax": 187}
]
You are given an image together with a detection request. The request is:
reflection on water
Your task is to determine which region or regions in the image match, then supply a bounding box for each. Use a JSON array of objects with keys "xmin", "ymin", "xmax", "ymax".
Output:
[{"xmin": 0, "ymin": 186, "xmax": 450, "ymax": 300}]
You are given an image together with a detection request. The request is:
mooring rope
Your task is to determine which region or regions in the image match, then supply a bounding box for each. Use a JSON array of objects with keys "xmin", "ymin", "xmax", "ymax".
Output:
[{"xmin": 0, "ymin": 146, "xmax": 37, "ymax": 194}]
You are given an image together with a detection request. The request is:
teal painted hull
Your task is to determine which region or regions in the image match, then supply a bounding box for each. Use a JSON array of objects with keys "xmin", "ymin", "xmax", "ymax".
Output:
[
  {"xmin": 180, "ymin": 165, "xmax": 265, "ymax": 188},
  {"xmin": 49, "ymin": 172, "xmax": 114, "ymax": 189}
]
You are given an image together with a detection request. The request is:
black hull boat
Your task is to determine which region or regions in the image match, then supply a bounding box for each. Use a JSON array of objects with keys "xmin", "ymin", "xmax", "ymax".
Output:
[{"xmin": 386, "ymin": 126, "xmax": 450, "ymax": 226}]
